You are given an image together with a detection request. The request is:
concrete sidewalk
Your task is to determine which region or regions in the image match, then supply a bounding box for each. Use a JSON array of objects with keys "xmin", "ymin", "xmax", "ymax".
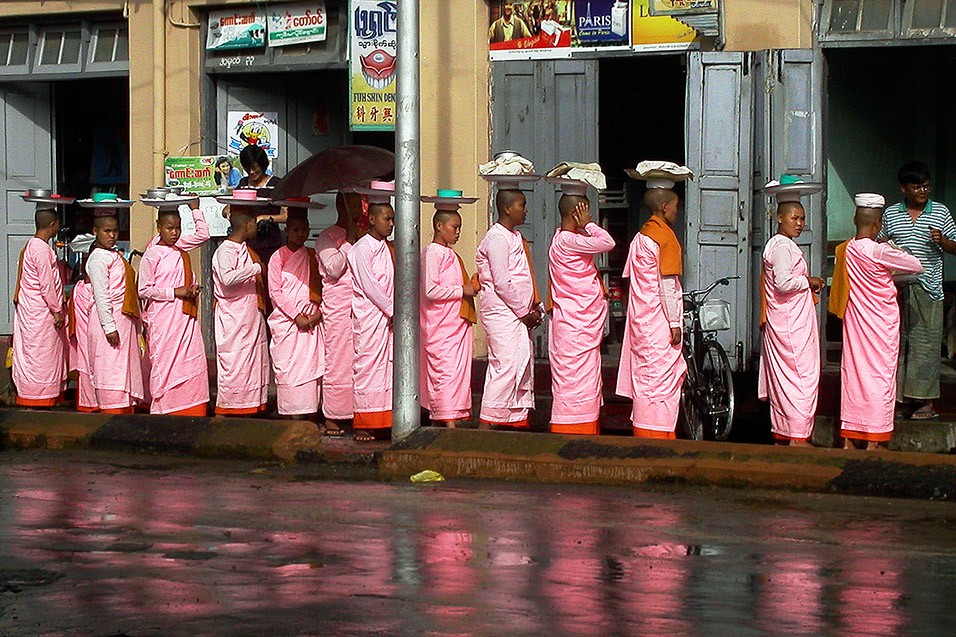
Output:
[{"xmin": 4, "ymin": 408, "xmax": 956, "ymax": 499}]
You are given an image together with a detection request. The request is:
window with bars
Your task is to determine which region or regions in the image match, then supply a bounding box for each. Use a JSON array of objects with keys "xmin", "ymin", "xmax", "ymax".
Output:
[
  {"xmin": 88, "ymin": 23, "xmax": 129, "ymax": 70},
  {"xmin": 35, "ymin": 26, "xmax": 83, "ymax": 71},
  {"xmin": 822, "ymin": 0, "xmax": 956, "ymax": 41},
  {"xmin": 0, "ymin": 29, "xmax": 31, "ymax": 73}
]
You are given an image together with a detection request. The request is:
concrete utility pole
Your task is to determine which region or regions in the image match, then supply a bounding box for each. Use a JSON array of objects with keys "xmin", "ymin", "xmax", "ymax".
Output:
[{"xmin": 392, "ymin": 0, "xmax": 421, "ymax": 441}]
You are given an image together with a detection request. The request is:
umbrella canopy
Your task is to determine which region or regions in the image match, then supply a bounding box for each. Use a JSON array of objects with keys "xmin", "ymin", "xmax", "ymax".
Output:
[{"xmin": 271, "ymin": 145, "xmax": 394, "ymax": 199}]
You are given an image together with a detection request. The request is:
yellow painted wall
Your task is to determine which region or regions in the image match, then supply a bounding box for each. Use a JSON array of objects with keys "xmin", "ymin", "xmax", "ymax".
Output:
[{"xmin": 723, "ymin": 0, "xmax": 814, "ymax": 51}]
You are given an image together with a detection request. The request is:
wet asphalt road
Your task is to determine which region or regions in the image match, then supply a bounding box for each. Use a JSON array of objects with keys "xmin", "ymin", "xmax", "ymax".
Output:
[{"xmin": 2, "ymin": 451, "xmax": 956, "ymax": 636}]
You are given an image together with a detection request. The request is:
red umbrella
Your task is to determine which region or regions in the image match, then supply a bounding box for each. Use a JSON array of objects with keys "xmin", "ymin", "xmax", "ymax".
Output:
[{"xmin": 271, "ymin": 145, "xmax": 394, "ymax": 199}]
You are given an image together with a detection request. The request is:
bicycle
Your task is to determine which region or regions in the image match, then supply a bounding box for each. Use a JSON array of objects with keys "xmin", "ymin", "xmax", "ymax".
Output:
[{"xmin": 679, "ymin": 276, "xmax": 737, "ymax": 441}]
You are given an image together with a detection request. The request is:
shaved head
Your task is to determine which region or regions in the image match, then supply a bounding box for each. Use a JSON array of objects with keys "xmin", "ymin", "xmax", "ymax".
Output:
[
  {"xmin": 157, "ymin": 209, "xmax": 180, "ymax": 224},
  {"xmin": 229, "ymin": 209, "xmax": 256, "ymax": 231},
  {"xmin": 368, "ymin": 202, "xmax": 393, "ymax": 219},
  {"xmin": 34, "ymin": 208, "xmax": 58, "ymax": 230},
  {"xmin": 643, "ymin": 188, "xmax": 678, "ymax": 213},
  {"xmin": 776, "ymin": 201, "xmax": 804, "ymax": 218},
  {"xmin": 558, "ymin": 194, "xmax": 588, "ymax": 218},
  {"xmin": 93, "ymin": 213, "xmax": 119, "ymax": 229},
  {"xmin": 285, "ymin": 213, "xmax": 310, "ymax": 230},
  {"xmin": 495, "ymin": 189, "xmax": 525, "ymax": 214},
  {"xmin": 854, "ymin": 205, "xmax": 882, "ymax": 228},
  {"xmin": 432, "ymin": 209, "xmax": 461, "ymax": 229}
]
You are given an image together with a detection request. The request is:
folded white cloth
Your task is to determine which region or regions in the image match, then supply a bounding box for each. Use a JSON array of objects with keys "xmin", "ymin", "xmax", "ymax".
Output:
[
  {"xmin": 479, "ymin": 154, "xmax": 535, "ymax": 176},
  {"xmin": 854, "ymin": 193, "xmax": 885, "ymax": 208},
  {"xmin": 546, "ymin": 162, "xmax": 607, "ymax": 191}
]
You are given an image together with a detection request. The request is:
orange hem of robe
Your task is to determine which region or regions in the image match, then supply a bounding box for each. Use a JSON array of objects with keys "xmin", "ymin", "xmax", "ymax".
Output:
[
  {"xmin": 76, "ymin": 405, "xmax": 99, "ymax": 413},
  {"xmin": 772, "ymin": 433, "xmax": 810, "ymax": 442},
  {"xmin": 841, "ymin": 428, "xmax": 893, "ymax": 442},
  {"xmin": 633, "ymin": 428, "xmax": 676, "ymax": 439},
  {"xmin": 551, "ymin": 421, "xmax": 599, "ymax": 435},
  {"xmin": 480, "ymin": 419, "xmax": 530, "ymax": 429},
  {"xmin": 101, "ymin": 406, "xmax": 135, "ymax": 415},
  {"xmin": 168, "ymin": 404, "xmax": 209, "ymax": 417},
  {"xmin": 16, "ymin": 395, "xmax": 60, "ymax": 407},
  {"xmin": 354, "ymin": 410, "xmax": 392, "ymax": 429},
  {"xmin": 215, "ymin": 404, "xmax": 266, "ymax": 416}
]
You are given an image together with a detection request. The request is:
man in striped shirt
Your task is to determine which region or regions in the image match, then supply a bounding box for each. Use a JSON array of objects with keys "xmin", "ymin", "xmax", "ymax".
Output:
[{"xmin": 878, "ymin": 161, "xmax": 956, "ymax": 420}]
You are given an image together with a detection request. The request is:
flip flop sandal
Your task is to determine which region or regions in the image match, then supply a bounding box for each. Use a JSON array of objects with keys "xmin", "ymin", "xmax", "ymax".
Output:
[
  {"xmin": 353, "ymin": 431, "xmax": 376, "ymax": 442},
  {"xmin": 322, "ymin": 426, "xmax": 345, "ymax": 437},
  {"xmin": 911, "ymin": 410, "xmax": 940, "ymax": 421}
]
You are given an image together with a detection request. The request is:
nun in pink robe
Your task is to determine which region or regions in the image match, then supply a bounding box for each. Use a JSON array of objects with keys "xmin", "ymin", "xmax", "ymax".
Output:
[
  {"xmin": 475, "ymin": 223, "xmax": 537, "ymax": 427},
  {"xmin": 547, "ymin": 219, "xmax": 615, "ymax": 435},
  {"xmin": 267, "ymin": 244, "xmax": 324, "ymax": 416},
  {"xmin": 347, "ymin": 231, "xmax": 394, "ymax": 430},
  {"xmin": 138, "ymin": 207, "xmax": 210, "ymax": 415},
  {"xmin": 68, "ymin": 279, "xmax": 96, "ymax": 411},
  {"xmin": 615, "ymin": 231, "xmax": 686, "ymax": 436},
  {"xmin": 758, "ymin": 233, "xmax": 820, "ymax": 441},
  {"xmin": 87, "ymin": 246, "xmax": 146, "ymax": 413},
  {"xmin": 420, "ymin": 242, "xmax": 474, "ymax": 422},
  {"xmin": 841, "ymin": 237, "xmax": 922, "ymax": 442},
  {"xmin": 12, "ymin": 236, "xmax": 68, "ymax": 405},
  {"xmin": 213, "ymin": 239, "xmax": 270, "ymax": 414},
  {"xmin": 315, "ymin": 222, "xmax": 355, "ymax": 420}
]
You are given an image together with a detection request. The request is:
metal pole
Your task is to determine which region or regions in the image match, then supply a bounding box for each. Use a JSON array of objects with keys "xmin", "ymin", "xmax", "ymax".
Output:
[{"xmin": 392, "ymin": 0, "xmax": 421, "ymax": 441}]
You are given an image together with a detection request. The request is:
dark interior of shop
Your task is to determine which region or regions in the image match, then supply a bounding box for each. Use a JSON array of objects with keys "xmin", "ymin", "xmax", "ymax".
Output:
[{"xmin": 55, "ymin": 76, "xmax": 130, "ymax": 243}]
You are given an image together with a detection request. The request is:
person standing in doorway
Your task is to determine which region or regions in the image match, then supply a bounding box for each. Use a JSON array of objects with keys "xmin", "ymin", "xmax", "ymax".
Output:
[{"xmin": 879, "ymin": 161, "xmax": 956, "ymax": 420}]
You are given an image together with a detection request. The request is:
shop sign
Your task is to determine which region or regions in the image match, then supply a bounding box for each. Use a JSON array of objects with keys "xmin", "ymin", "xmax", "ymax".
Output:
[
  {"xmin": 207, "ymin": 8, "xmax": 267, "ymax": 51},
  {"xmin": 632, "ymin": 0, "xmax": 700, "ymax": 45},
  {"xmin": 576, "ymin": 0, "xmax": 630, "ymax": 44},
  {"xmin": 648, "ymin": 0, "xmax": 718, "ymax": 15},
  {"xmin": 164, "ymin": 156, "xmax": 242, "ymax": 195},
  {"xmin": 488, "ymin": 0, "xmax": 702, "ymax": 59},
  {"xmin": 349, "ymin": 0, "xmax": 397, "ymax": 131},
  {"xmin": 267, "ymin": 1, "xmax": 328, "ymax": 47},
  {"xmin": 227, "ymin": 112, "xmax": 280, "ymax": 158}
]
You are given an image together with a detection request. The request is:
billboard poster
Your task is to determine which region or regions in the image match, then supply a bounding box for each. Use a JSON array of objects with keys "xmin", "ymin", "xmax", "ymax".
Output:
[
  {"xmin": 207, "ymin": 8, "xmax": 267, "ymax": 51},
  {"xmin": 489, "ymin": 1, "xmax": 574, "ymax": 51},
  {"xmin": 267, "ymin": 1, "xmax": 328, "ymax": 47},
  {"xmin": 631, "ymin": 0, "xmax": 699, "ymax": 45},
  {"xmin": 349, "ymin": 0, "xmax": 397, "ymax": 131},
  {"xmin": 649, "ymin": 0, "xmax": 718, "ymax": 15},
  {"xmin": 488, "ymin": 0, "xmax": 702, "ymax": 58},
  {"xmin": 164, "ymin": 156, "xmax": 244, "ymax": 195},
  {"xmin": 227, "ymin": 112, "xmax": 280, "ymax": 158},
  {"xmin": 575, "ymin": 0, "xmax": 629, "ymax": 44}
]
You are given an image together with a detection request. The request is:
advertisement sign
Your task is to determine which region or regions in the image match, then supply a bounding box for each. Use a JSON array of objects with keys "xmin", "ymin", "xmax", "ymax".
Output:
[
  {"xmin": 227, "ymin": 112, "xmax": 280, "ymax": 158},
  {"xmin": 207, "ymin": 8, "xmax": 267, "ymax": 51},
  {"xmin": 489, "ymin": 1, "xmax": 574, "ymax": 51},
  {"xmin": 632, "ymin": 0, "xmax": 699, "ymax": 45},
  {"xmin": 576, "ymin": 0, "xmax": 629, "ymax": 44},
  {"xmin": 267, "ymin": 1, "xmax": 328, "ymax": 47},
  {"xmin": 349, "ymin": 0, "xmax": 397, "ymax": 131},
  {"xmin": 649, "ymin": 0, "xmax": 718, "ymax": 15},
  {"xmin": 165, "ymin": 156, "xmax": 243, "ymax": 195}
]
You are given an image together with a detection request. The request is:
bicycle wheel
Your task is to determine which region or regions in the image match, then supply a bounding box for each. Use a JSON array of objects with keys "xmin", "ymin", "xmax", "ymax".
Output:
[
  {"xmin": 679, "ymin": 358, "xmax": 703, "ymax": 441},
  {"xmin": 699, "ymin": 341, "xmax": 735, "ymax": 441}
]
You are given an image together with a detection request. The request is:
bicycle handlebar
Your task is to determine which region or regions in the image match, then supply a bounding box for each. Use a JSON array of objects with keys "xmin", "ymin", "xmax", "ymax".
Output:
[{"xmin": 683, "ymin": 276, "xmax": 741, "ymax": 303}]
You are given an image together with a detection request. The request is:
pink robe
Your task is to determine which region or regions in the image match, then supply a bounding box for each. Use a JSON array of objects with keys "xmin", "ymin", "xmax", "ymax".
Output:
[
  {"xmin": 12, "ymin": 237, "xmax": 67, "ymax": 402},
  {"xmin": 615, "ymin": 233, "xmax": 686, "ymax": 432},
  {"xmin": 475, "ymin": 223, "xmax": 536, "ymax": 425},
  {"xmin": 138, "ymin": 209, "xmax": 210, "ymax": 414},
  {"xmin": 547, "ymin": 223, "xmax": 615, "ymax": 431},
  {"xmin": 347, "ymin": 233, "xmax": 394, "ymax": 424},
  {"xmin": 87, "ymin": 247, "xmax": 146, "ymax": 411},
  {"xmin": 267, "ymin": 245, "xmax": 324, "ymax": 415},
  {"xmin": 315, "ymin": 224, "xmax": 355, "ymax": 420},
  {"xmin": 758, "ymin": 234, "xmax": 820, "ymax": 440},
  {"xmin": 841, "ymin": 238, "xmax": 922, "ymax": 438},
  {"xmin": 213, "ymin": 240, "xmax": 270, "ymax": 413},
  {"xmin": 420, "ymin": 243, "xmax": 473, "ymax": 421},
  {"xmin": 68, "ymin": 279, "xmax": 96, "ymax": 411}
]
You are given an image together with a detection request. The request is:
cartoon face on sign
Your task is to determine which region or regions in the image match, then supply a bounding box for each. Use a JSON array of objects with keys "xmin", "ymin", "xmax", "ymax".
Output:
[
  {"xmin": 361, "ymin": 49, "xmax": 396, "ymax": 90},
  {"xmin": 238, "ymin": 121, "xmax": 271, "ymax": 148}
]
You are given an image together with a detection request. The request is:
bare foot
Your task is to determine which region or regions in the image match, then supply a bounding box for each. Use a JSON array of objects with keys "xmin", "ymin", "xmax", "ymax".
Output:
[
  {"xmin": 842, "ymin": 438, "xmax": 853, "ymax": 450},
  {"xmin": 865, "ymin": 441, "xmax": 885, "ymax": 451},
  {"xmin": 790, "ymin": 439, "xmax": 812, "ymax": 448}
]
